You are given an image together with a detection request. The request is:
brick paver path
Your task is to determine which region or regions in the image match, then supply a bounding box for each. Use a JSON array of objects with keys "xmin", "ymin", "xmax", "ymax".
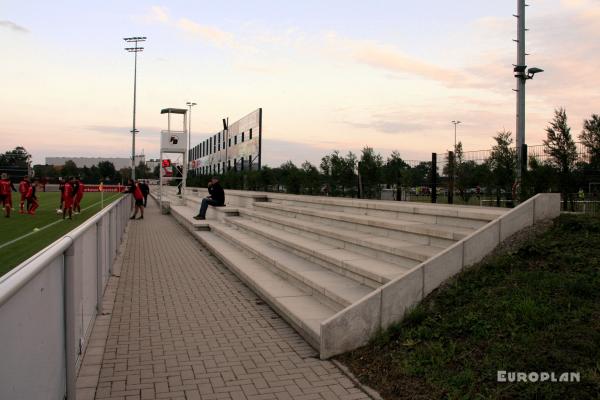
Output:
[{"xmin": 94, "ymin": 205, "xmax": 370, "ymax": 400}]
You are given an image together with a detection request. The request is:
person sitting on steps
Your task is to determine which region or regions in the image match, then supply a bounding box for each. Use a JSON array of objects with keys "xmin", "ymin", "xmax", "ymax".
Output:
[{"xmin": 194, "ymin": 176, "xmax": 225, "ymax": 220}]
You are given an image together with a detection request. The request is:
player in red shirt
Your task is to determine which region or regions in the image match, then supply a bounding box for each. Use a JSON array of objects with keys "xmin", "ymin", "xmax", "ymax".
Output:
[
  {"xmin": 57, "ymin": 177, "xmax": 65, "ymax": 211},
  {"xmin": 73, "ymin": 176, "xmax": 85, "ymax": 214},
  {"xmin": 62, "ymin": 177, "xmax": 74, "ymax": 219},
  {"xmin": 26, "ymin": 179, "xmax": 39, "ymax": 215},
  {"xmin": 129, "ymin": 179, "xmax": 145, "ymax": 220},
  {"xmin": 18, "ymin": 176, "xmax": 31, "ymax": 214},
  {"xmin": 0, "ymin": 173, "xmax": 15, "ymax": 218}
]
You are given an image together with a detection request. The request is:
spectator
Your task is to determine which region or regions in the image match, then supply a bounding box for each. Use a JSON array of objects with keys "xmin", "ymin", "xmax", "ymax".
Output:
[
  {"xmin": 140, "ymin": 180, "xmax": 150, "ymax": 207},
  {"xmin": 193, "ymin": 176, "xmax": 225, "ymax": 220}
]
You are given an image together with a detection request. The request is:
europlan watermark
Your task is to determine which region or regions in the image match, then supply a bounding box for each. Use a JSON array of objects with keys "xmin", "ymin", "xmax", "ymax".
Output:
[{"xmin": 497, "ymin": 371, "xmax": 580, "ymax": 383}]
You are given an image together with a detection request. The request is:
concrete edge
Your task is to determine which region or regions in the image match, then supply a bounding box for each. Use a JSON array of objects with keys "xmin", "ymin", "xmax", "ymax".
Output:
[{"xmin": 330, "ymin": 359, "xmax": 385, "ymax": 400}]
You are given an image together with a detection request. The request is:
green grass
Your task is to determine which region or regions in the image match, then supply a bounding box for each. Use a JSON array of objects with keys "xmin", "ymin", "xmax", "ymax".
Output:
[
  {"xmin": 338, "ymin": 214, "xmax": 600, "ymax": 400},
  {"xmin": 0, "ymin": 192, "xmax": 123, "ymax": 276}
]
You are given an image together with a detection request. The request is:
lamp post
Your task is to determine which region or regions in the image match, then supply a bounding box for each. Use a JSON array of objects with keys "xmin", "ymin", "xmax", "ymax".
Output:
[
  {"xmin": 513, "ymin": 0, "xmax": 543, "ymax": 180},
  {"xmin": 124, "ymin": 36, "xmax": 146, "ymax": 180},
  {"xmin": 186, "ymin": 102, "xmax": 197, "ymax": 168},
  {"xmin": 451, "ymin": 120, "xmax": 461, "ymax": 153}
]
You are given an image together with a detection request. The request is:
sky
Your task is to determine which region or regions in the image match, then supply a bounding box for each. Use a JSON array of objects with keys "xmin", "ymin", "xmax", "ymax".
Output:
[{"xmin": 0, "ymin": 0, "xmax": 599, "ymax": 167}]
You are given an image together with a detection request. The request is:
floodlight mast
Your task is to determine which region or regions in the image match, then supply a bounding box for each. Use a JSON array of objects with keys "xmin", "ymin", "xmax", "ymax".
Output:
[
  {"xmin": 124, "ymin": 36, "xmax": 146, "ymax": 180},
  {"xmin": 513, "ymin": 1, "xmax": 542, "ymax": 183}
]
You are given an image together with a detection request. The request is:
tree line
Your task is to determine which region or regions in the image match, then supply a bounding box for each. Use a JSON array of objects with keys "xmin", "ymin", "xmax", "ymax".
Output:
[{"xmin": 188, "ymin": 109, "xmax": 600, "ymax": 209}]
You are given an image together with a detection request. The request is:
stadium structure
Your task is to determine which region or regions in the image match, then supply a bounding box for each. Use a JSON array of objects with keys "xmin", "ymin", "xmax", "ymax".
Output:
[{"xmin": 189, "ymin": 108, "xmax": 262, "ymax": 175}]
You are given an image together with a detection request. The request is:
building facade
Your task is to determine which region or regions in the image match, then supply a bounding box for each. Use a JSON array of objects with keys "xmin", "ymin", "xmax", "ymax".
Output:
[{"xmin": 189, "ymin": 108, "xmax": 262, "ymax": 175}]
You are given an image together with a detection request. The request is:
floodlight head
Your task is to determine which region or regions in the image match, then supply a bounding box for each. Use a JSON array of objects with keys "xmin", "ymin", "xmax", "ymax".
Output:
[
  {"xmin": 452, "ymin": 120, "xmax": 461, "ymax": 125},
  {"xmin": 527, "ymin": 67, "xmax": 544, "ymax": 78}
]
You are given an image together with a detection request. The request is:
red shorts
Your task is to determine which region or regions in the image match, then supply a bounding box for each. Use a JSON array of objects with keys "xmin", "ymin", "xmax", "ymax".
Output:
[
  {"xmin": 20, "ymin": 194, "xmax": 27, "ymax": 202},
  {"xmin": 64, "ymin": 198, "xmax": 73, "ymax": 208},
  {"xmin": 1, "ymin": 194, "xmax": 12, "ymax": 206}
]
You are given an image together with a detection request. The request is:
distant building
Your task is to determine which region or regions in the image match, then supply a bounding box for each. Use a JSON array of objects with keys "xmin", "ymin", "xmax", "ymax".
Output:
[{"xmin": 45, "ymin": 156, "xmax": 145, "ymax": 170}]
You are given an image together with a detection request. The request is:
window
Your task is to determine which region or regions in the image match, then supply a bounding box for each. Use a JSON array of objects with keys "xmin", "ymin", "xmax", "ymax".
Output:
[
  {"xmin": 228, "ymin": 160, "xmax": 231, "ymax": 170},
  {"xmin": 234, "ymin": 135, "xmax": 237, "ymax": 145},
  {"xmin": 248, "ymin": 155, "xmax": 252, "ymax": 170},
  {"xmin": 228, "ymin": 138, "xmax": 231, "ymax": 147},
  {"xmin": 241, "ymin": 132, "xmax": 245, "ymax": 142},
  {"xmin": 233, "ymin": 158, "xmax": 237, "ymax": 171},
  {"xmin": 249, "ymin": 128, "xmax": 253, "ymax": 140}
]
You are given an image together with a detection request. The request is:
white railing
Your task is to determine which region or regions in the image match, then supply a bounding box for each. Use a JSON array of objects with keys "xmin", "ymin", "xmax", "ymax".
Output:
[{"xmin": 0, "ymin": 194, "xmax": 131, "ymax": 400}]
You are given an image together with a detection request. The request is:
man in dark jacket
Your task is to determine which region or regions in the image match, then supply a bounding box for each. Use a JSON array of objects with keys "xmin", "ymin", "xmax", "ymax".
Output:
[
  {"xmin": 140, "ymin": 180, "xmax": 150, "ymax": 207},
  {"xmin": 194, "ymin": 177, "xmax": 225, "ymax": 220}
]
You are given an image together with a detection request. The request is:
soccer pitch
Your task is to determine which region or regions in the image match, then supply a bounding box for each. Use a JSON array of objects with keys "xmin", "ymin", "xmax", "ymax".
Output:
[{"xmin": 0, "ymin": 191, "xmax": 124, "ymax": 277}]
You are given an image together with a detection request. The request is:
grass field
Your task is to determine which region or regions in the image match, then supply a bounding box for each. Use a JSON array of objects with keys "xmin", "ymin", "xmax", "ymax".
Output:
[
  {"xmin": 339, "ymin": 214, "xmax": 600, "ymax": 399},
  {"xmin": 0, "ymin": 191, "xmax": 123, "ymax": 277}
]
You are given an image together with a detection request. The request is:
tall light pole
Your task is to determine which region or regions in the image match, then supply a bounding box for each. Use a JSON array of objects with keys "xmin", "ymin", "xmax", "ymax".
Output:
[
  {"xmin": 124, "ymin": 36, "xmax": 146, "ymax": 181},
  {"xmin": 513, "ymin": 1, "xmax": 543, "ymax": 180},
  {"xmin": 451, "ymin": 120, "xmax": 461, "ymax": 153},
  {"xmin": 186, "ymin": 101, "xmax": 197, "ymax": 167}
]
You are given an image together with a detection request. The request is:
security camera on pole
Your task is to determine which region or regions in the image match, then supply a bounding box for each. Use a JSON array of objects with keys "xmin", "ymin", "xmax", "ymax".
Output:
[{"xmin": 513, "ymin": 0, "xmax": 543, "ymax": 187}]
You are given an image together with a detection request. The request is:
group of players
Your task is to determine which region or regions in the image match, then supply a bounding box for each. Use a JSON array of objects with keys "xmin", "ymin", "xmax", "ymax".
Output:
[
  {"xmin": 0, "ymin": 173, "xmax": 40, "ymax": 218},
  {"xmin": 0, "ymin": 173, "xmax": 85, "ymax": 219},
  {"xmin": 58, "ymin": 176, "xmax": 85, "ymax": 219}
]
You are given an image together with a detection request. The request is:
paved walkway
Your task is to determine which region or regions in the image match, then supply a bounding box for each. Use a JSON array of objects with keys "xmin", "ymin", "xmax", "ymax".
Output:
[{"xmin": 87, "ymin": 205, "xmax": 370, "ymax": 400}]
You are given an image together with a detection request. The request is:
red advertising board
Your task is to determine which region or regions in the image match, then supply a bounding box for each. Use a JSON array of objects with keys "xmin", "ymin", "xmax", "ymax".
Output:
[{"xmin": 84, "ymin": 185, "xmax": 127, "ymax": 193}]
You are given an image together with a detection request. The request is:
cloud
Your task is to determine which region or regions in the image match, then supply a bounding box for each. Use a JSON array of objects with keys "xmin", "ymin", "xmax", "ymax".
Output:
[
  {"xmin": 0, "ymin": 20, "xmax": 29, "ymax": 33},
  {"xmin": 176, "ymin": 18, "xmax": 239, "ymax": 49},
  {"xmin": 352, "ymin": 42, "xmax": 465, "ymax": 85},
  {"xmin": 140, "ymin": 5, "xmax": 243, "ymax": 50},
  {"xmin": 145, "ymin": 5, "xmax": 170, "ymax": 23}
]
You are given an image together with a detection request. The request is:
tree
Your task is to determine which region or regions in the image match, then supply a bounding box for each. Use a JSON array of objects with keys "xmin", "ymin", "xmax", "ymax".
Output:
[
  {"xmin": 62, "ymin": 160, "xmax": 79, "ymax": 177},
  {"xmin": 278, "ymin": 161, "xmax": 301, "ymax": 194},
  {"xmin": 580, "ymin": 114, "xmax": 600, "ymax": 166},
  {"xmin": 358, "ymin": 147, "xmax": 384, "ymax": 199},
  {"xmin": 384, "ymin": 151, "xmax": 408, "ymax": 200},
  {"xmin": 300, "ymin": 161, "xmax": 321, "ymax": 195},
  {"xmin": 544, "ymin": 108, "xmax": 577, "ymax": 210},
  {"xmin": 98, "ymin": 161, "xmax": 117, "ymax": 181},
  {"xmin": 0, "ymin": 146, "xmax": 32, "ymax": 178},
  {"xmin": 487, "ymin": 130, "xmax": 516, "ymax": 206}
]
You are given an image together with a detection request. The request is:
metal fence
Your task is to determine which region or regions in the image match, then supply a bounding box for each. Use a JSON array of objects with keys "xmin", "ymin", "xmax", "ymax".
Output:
[{"xmin": 0, "ymin": 194, "xmax": 131, "ymax": 400}]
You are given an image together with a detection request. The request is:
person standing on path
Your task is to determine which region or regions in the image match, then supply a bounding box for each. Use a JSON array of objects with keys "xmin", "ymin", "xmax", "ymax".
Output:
[
  {"xmin": 194, "ymin": 176, "xmax": 225, "ymax": 220},
  {"xmin": 130, "ymin": 180, "xmax": 145, "ymax": 220},
  {"xmin": 140, "ymin": 180, "xmax": 150, "ymax": 207}
]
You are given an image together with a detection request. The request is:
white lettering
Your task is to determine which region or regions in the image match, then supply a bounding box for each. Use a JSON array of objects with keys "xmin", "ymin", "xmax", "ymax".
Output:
[
  {"xmin": 570, "ymin": 373, "xmax": 580, "ymax": 382},
  {"xmin": 517, "ymin": 372, "xmax": 527, "ymax": 382},
  {"xmin": 497, "ymin": 371, "xmax": 507, "ymax": 382},
  {"xmin": 540, "ymin": 372, "xmax": 550, "ymax": 382},
  {"xmin": 528, "ymin": 372, "xmax": 539, "ymax": 382}
]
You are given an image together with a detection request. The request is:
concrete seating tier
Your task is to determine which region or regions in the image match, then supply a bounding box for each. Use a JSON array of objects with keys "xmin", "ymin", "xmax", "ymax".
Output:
[{"xmin": 159, "ymin": 187, "xmax": 559, "ymax": 358}]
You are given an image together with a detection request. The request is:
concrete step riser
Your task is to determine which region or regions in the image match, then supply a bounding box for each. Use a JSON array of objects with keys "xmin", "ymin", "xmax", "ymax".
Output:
[
  {"xmin": 268, "ymin": 199, "xmax": 490, "ymax": 229},
  {"xmin": 242, "ymin": 213, "xmax": 423, "ymax": 266},
  {"xmin": 210, "ymin": 226, "xmax": 352, "ymax": 310},
  {"xmin": 191, "ymin": 232, "xmax": 321, "ymax": 348},
  {"xmin": 258, "ymin": 206, "xmax": 457, "ymax": 247},
  {"xmin": 224, "ymin": 221, "xmax": 384, "ymax": 290}
]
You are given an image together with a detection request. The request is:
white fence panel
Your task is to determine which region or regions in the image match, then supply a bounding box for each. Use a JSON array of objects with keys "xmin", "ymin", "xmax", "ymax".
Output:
[{"xmin": 0, "ymin": 194, "xmax": 131, "ymax": 400}]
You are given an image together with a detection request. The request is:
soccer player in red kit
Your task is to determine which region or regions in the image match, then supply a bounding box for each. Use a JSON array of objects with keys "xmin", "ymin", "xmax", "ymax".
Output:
[
  {"xmin": 73, "ymin": 176, "xmax": 85, "ymax": 214},
  {"xmin": 0, "ymin": 173, "xmax": 15, "ymax": 218},
  {"xmin": 18, "ymin": 176, "xmax": 31, "ymax": 214},
  {"xmin": 26, "ymin": 179, "xmax": 39, "ymax": 215},
  {"xmin": 58, "ymin": 177, "xmax": 65, "ymax": 211},
  {"xmin": 62, "ymin": 177, "xmax": 74, "ymax": 219}
]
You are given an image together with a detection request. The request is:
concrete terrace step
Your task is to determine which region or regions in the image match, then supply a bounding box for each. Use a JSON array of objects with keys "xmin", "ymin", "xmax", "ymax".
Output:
[
  {"xmin": 254, "ymin": 202, "xmax": 476, "ymax": 244},
  {"xmin": 265, "ymin": 193, "xmax": 507, "ymax": 227},
  {"xmin": 238, "ymin": 208, "xmax": 441, "ymax": 264},
  {"xmin": 225, "ymin": 217, "xmax": 414, "ymax": 287},
  {"xmin": 193, "ymin": 230, "xmax": 337, "ymax": 348},
  {"xmin": 209, "ymin": 224, "xmax": 374, "ymax": 307}
]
